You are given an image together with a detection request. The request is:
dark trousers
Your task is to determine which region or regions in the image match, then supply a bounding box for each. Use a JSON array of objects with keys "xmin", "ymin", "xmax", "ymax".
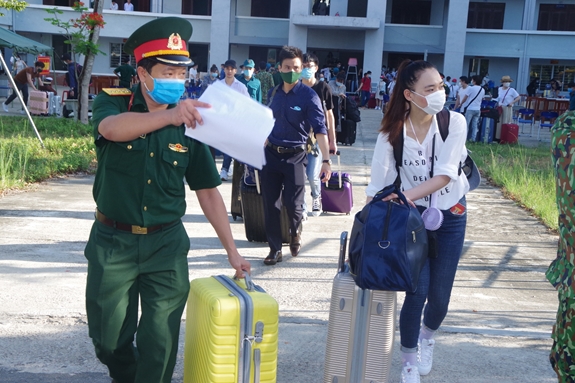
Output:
[
  {"xmin": 261, "ymin": 146, "xmax": 307, "ymax": 252},
  {"xmin": 5, "ymin": 81, "xmax": 28, "ymax": 106},
  {"xmin": 84, "ymin": 220, "xmax": 190, "ymax": 383}
]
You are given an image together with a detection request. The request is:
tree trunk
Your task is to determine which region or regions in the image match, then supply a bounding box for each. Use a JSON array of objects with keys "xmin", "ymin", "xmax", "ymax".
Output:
[{"xmin": 78, "ymin": 0, "xmax": 104, "ymax": 124}]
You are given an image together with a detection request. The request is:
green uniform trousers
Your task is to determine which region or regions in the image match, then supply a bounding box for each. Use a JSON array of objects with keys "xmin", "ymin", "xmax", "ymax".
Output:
[{"xmin": 84, "ymin": 219, "xmax": 190, "ymax": 383}]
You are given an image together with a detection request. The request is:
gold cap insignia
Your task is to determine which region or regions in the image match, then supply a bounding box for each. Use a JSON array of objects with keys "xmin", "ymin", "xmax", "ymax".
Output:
[
  {"xmin": 167, "ymin": 33, "xmax": 184, "ymax": 51},
  {"xmin": 169, "ymin": 143, "xmax": 188, "ymax": 153}
]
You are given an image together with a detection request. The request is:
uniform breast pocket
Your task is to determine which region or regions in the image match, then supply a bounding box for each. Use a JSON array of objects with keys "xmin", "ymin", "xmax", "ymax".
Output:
[
  {"xmin": 161, "ymin": 150, "xmax": 190, "ymax": 194},
  {"xmin": 106, "ymin": 140, "xmax": 146, "ymax": 175}
]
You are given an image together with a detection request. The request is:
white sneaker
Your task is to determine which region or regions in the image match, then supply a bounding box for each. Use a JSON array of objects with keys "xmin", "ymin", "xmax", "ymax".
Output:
[
  {"xmin": 2, "ymin": 103, "xmax": 8, "ymax": 112},
  {"xmin": 400, "ymin": 362, "xmax": 420, "ymax": 383},
  {"xmin": 311, "ymin": 196, "xmax": 321, "ymax": 217},
  {"xmin": 418, "ymin": 338, "xmax": 435, "ymax": 376},
  {"xmin": 219, "ymin": 169, "xmax": 228, "ymax": 181}
]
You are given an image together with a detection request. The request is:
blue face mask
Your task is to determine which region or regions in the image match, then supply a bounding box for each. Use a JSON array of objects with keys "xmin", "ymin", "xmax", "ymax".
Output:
[
  {"xmin": 144, "ymin": 73, "xmax": 185, "ymax": 105},
  {"xmin": 319, "ymin": 77, "xmax": 325, "ymax": 81},
  {"xmin": 301, "ymin": 67, "xmax": 314, "ymax": 80},
  {"xmin": 244, "ymin": 69, "xmax": 252, "ymax": 77}
]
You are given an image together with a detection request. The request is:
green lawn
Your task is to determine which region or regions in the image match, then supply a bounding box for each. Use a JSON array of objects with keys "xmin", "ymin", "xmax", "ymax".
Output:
[
  {"xmin": 467, "ymin": 142, "xmax": 557, "ymax": 231},
  {"xmin": 0, "ymin": 116, "xmax": 95, "ymax": 193}
]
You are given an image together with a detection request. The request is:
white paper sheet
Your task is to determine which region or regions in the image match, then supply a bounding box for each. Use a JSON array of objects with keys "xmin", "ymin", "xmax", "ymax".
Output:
[{"xmin": 184, "ymin": 81, "xmax": 274, "ymax": 169}]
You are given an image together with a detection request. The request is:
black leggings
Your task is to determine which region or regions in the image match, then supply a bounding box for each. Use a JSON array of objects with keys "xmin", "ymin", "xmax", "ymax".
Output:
[{"xmin": 5, "ymin": 81, "xmax": 28, "ymax": 106}]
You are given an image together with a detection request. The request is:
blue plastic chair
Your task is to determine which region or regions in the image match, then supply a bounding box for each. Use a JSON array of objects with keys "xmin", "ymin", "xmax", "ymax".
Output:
[
  {"xmin": 517, "ymin": 108, "xmax": 535, "ymax": 136},
  {"xmin": 537, "ymin": 111, "xmax": 558, "ymax": 141}
]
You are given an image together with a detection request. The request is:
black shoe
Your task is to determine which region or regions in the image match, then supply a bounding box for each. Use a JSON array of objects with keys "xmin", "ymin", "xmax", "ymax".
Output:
[
  {"xmin": 264, "ymin": 250, "xmax": 282, "ymax": 265},
  {"xmin": 289, "ymin": 234, "xmax": 302, "ymax": 257}
]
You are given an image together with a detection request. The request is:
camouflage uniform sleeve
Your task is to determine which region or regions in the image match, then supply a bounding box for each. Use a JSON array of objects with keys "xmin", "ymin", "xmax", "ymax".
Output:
[{"xmin": 546, "ymin": 111, "xmax": 575, "ymax": 381}]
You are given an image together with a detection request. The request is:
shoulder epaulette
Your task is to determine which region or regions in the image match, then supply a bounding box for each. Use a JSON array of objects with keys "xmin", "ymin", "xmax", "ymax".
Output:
[{"xmin": 102, "ymin": 88, "xmax": 132, "ymax": 96}]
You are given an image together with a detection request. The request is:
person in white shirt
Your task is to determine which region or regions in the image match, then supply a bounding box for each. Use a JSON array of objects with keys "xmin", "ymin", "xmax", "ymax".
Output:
[
  {"xmin": 455, "ymin": 75, "xmax": 485, "ymax": 142},
  {"xmin": 375, "ymin": 76, "xmax": 387, "ymax": 110},
  {"xmin": 366, "ymin": 59, "xmax": 473, "ymax": 383},
  {"xmin": 495, "ymin": 75, "xmax": 521, "ymax": 140},
  {"xmin": 10, "ymin": 54, "xmax": 26, "ymax": 75},
  {"xmin": 110, "ymin": 0, "xmax": 118, "ymax": 10},
  {"xmin": 448, "ymin": 78, "xmax": 459, "ymax": 102},
  {"xmin": 124, "ymin": 0, "xmax": 134, "ymax": 11},
  {"xmin": 188, "ymin": 62, "xmax": 198, "ymax": 86},
  {"xmin": 218, "ymin": 59, "xmax": 249, "ymax": 181}
]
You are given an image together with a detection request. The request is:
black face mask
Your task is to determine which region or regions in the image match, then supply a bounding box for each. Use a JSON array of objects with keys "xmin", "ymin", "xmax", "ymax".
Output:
[{"xmin": 37, "ymin": 68, "xmax": 42, "ymax": 73}]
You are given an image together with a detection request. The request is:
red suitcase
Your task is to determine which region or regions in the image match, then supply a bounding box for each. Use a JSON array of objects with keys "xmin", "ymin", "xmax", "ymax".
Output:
[
  {"xmin": 367, "ymin": 93, "xmax": 376, "ymax": 109},
  {"xmin": 500, "ymin": 123, "xmax": 519, "ymax": 144}
]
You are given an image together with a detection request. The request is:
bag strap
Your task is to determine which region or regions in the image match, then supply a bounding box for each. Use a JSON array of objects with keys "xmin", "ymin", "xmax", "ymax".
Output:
[
  {"xmin": 267, "ymin": 84, "xmax": 281, "ymax": 107},
  {"xmin": 465, "ymin": 87, "xmax": 482, "ymax": 110},
  {"xmin": 393, "ymin": 108, "xmax": 449, "ymax": 188}
]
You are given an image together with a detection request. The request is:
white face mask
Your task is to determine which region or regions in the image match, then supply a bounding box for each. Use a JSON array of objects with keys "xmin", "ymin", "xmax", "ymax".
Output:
[
  {"xmin": 503, "ymin": 82, "xmax": 511, "ymax": 87},
  {"xmin": 411, "ymin": 89, "xmax": 446, "ymax": 115}
]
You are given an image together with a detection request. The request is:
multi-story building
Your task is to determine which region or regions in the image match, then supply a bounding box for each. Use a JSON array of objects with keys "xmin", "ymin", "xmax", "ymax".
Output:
[{"xmin": 3, "ymin": 0, "xmax": 575, "ymax": 95}]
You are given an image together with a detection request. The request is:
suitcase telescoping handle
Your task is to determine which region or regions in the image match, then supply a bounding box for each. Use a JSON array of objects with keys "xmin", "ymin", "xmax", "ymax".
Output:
[
  {"xmin": 338, "ymin": 231, "xmax": 348, "ymax": 273},
  {"xmin": 325, "ymin": 150, "xmax": 342, "ymax": 189}
]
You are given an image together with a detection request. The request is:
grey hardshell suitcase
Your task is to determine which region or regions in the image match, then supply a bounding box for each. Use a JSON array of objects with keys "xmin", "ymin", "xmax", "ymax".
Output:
[{"xmin": 323, "ymin": 231, "xmax": 397, "ymax": 383}]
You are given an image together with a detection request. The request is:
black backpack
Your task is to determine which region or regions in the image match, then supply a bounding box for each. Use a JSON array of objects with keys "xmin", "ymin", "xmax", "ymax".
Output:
[
  {"xmin": 345, "ymin": 96, "xmax": 361, "ymax": 123},
  {"xmin": 392, "ymin": 109, "xmax": 474, "ymax": 187}
]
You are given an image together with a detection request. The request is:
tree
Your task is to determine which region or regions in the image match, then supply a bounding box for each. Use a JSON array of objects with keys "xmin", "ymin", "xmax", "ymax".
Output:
[
  {"xmin": 0, "ymin": 0, "xmax": 27, "ymax": 17},
  {"xmin": 45, "ymin": 1, "xmax": 105, "ymax": 123}
]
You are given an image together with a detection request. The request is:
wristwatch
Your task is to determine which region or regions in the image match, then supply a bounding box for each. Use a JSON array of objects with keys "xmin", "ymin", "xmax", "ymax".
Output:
[{"xmin": 322, "ymin": 159, "xmax": 332, "ymax": 165}]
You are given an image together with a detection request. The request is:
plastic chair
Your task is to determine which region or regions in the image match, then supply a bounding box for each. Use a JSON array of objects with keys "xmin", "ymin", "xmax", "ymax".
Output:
[
  {"xmin": 537, "ymin": 111, "xmax": 558, "ymax": 141},
  {"xmin": 517, "ymin": 108, "xmax": 535, "ymax": 136}
]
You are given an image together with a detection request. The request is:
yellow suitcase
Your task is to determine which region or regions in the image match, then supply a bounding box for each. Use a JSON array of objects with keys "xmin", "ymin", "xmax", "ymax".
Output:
[{"xmin": 184, "ymin": 274, "xmax": 279, "ymax": 383}]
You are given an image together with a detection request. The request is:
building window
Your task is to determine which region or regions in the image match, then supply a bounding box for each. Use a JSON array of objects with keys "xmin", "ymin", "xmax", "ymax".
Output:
[
  {"xmin": 538, "ymin": 4, "xmax": 575, "ymax": 31},
  {"xmin": 251, "ymin": 0, "xmax": 289, "ymax": 18},
  {"xmin": 467, "ymin": 2, "xmax": 505, "ymax": 29},
  {"xmin": 43, "ymin": 0, "xmax": 74, "ymax": 5},
  {"xmin": 530, "ymin": 64, "xmax": 575, "ymax": 92},
  {"xmin": 110, "ymin": 43, "xmax": 136, "ymax": 68},
  {"xmin": 391, "ymin": 0, "xmax": 431, "ymax": 25},
  {"xmin": 182, "ymin": 0, "xmax": 212, "ymax": 15}
]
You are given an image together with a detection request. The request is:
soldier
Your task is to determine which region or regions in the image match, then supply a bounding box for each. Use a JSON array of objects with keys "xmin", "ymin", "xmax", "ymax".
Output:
[
  {"xmin": 84, "ymin": 17, "xmax": 250, "ymax": 383},
  {"xmin": 546, "ymin": 110, "xmax": 575, "ymax": 383}
]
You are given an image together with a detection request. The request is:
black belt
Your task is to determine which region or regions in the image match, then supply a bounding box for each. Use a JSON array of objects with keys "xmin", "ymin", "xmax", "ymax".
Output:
[
  {"xmin": 95, "ymin": 209, "xmax": 178, "ymax": 235},
  {"xmin": 266, "ymin": 142, "xmax": 305, "ymax": 154}
]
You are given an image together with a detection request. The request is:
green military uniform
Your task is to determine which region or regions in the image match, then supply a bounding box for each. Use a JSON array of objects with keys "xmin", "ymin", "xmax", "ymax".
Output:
[
  {"xmin": 546, "ymin": 110, "xmax": 575, "ymax": 382},
  {"xmin": 255, "ymin": 70, "xmax": 274, "ymax": 105},
  {"xmin": 237, "ymin": 75, "xmax": 262, "ymax": 103},
  {"xmin": 114, "ymin": 63, "xmax": 136, "ymax": 88},
  {"xmin": 84, "ymin": 17, "xmax": 220, "ymax": 383}
]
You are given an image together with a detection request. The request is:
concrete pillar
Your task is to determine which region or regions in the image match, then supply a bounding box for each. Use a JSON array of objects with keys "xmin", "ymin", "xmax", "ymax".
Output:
[
  {"xmin": 429, "ymin": 0, "xmax": 445, "ymax": 25},
  {"xmin": 363, "ymin": 0, "xmax": 386, "ymax": 79},
  {"xmin": 522, "ymin": 0, "xmax": 537, "ymax": 30},
  {"xmin": 288, "ymin": 0, "xmax": 308, "ymax": 51},
  {"xmin": 209, "ymin": 0, "xmax": 232, "ymax": 68},
  {"xmin": 329, "ymin": 0, "xmax": 348, "ymax": 16},
  {"xmin": 442, "ymin": 0, "xmax": 470, "ymax": 79}
]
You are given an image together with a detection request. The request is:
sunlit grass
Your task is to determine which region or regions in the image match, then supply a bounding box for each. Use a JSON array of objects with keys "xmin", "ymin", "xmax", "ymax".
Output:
[{"xmin": 467, "ymin": 142, "xmax": 556, "ymax": 231}]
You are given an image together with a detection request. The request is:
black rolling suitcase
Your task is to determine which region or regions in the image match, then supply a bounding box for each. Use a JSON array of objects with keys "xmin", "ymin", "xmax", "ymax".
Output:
[
  {"xmin": 240, "ymin": 167, "xmax": 293, "ymax": 243},
  {"xmin": 337, "ymin": 97, "xmax": 359, "ymax": 146},
  {"xmin": 230, "ymin": 162, "xmax": 244, "ymax": 221},
  {"xmin": 337, "ymin": 119, "xmax": 357, "ymax": 146}
]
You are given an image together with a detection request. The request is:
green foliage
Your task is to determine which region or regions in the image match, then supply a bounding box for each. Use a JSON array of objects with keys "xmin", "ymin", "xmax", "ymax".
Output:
[
  {"xmin": 0, "ymin": 0, "xmax": 27, "ymax": 17},
  {"xmin": 0, "ymin": 117, "xmax": 95, "ymax": 193},
  {"xmin": 468, "ymin": 143, "xmax": 556, "ymax": 231},
  {"xmin": 44, "ymin": 2, "xmax": 106, "ymax": 59}
]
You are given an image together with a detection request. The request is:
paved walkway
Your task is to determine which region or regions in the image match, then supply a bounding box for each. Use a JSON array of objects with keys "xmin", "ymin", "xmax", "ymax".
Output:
[{"xmin": 0, "ymin": 109, "xmax": 559, "ymax": 382}]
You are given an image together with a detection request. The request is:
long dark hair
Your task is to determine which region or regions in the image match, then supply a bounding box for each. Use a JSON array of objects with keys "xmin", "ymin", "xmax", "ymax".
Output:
[{"xmin": 380, "ymin": 60, "xmax": 436, "ymax": 145}]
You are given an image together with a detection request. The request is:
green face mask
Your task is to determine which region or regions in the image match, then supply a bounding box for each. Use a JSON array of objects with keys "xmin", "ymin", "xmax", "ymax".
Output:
[{"xmin": 280, "ymin": 71, "xmax": 301, "ymax": 84}]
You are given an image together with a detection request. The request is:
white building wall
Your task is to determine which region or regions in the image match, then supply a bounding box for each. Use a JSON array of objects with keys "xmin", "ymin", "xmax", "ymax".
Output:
[
  {"xmin": 7, "ymin": 0, "xmax": 575, "ymax": 91},
  {"xmin": 363, "ymin": 0, "xmax": 386, "ymax": 76}
]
